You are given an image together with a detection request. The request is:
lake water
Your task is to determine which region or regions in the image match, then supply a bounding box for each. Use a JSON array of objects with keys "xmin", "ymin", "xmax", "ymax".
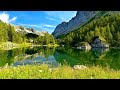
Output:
[{"xmin": 0, "ymin": 46, "xmax": 120, "ymax": 70}]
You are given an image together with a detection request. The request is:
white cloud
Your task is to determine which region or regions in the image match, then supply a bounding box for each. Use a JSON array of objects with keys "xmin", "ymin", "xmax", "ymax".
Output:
[
  {"xmin": 15, "ymin": 23, "xmax": 55, "ymax": 34},
  {"xmin": 45, "ymin": 11, "xmax": 77, "ymax": 22},
  {"xmin": 0, "ymin": 12, "xmax": 9, "ymax": 23},
  {"xmin": 16, "ymin": 23, "xmax": 42, "ymax": 28},
  {"xmin": 60, "ymin": 17, "xmax": 68, "ymax": 22},
  {"xmin": 46, "ymin": 17, "xmax": 56, "ymax": 21},
  {"xmin": 15, "ymin": 23, "xmax": 55, "ymax": 29},
  {"xmin": 9, "ymin": 17, "xmax": 17, "ymax": 23},
  {"xmin": 0, "ymin": 12, "xmax": 17, "ymax": 23},
  {"xmin": 41, "ymin": 27, "xmax": 53, "ymax": 34},
  {"xmin": 45, "ymin": 11, "xmax": 56, "ymax": 17},
  {"xmin": 42, "ymin": 24, "xmax": 56, "ymax": 28},
  {"xmin": 28, "ymin": 24, "xmax": 42, "ymax": 28}
]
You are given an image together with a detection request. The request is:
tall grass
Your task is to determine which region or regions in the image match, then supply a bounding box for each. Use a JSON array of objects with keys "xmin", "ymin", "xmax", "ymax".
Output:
[{"xmin": 0, "ymin": 64, "xmax": 120, "ymax": 79}]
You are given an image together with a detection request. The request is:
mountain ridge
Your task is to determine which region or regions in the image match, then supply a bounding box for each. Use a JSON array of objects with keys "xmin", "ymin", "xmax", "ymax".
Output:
[
  {"xmin": 13, "ymin": 25, "xmax": 47, "ymax": 36},
  {"xmin": 52, "ymin": 11, "xmax": 98, "ymax": 38},
  {"xmin": 52, "ymin": 11, "xmax": 120, "ymax": 38}
]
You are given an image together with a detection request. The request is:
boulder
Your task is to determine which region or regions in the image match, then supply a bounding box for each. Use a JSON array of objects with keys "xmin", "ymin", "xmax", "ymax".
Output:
[
  {"xmin": 76, "ymin": 42, "xmax": 91, "ymax": 51},
  {"xmin": 91, "ymin": 36, "xmax": 109, "ymax": 48}
]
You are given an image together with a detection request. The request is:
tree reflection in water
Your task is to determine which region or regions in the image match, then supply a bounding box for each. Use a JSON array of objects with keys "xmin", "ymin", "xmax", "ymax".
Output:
[{"xmin": 0, "ymin": 47, "xmax": 120, "ymax": 70}]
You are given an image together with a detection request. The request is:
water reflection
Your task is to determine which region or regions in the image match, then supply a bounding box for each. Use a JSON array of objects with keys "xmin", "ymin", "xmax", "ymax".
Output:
[
  {"xmin": 0, "ymin": 46, "xmax": 120, "ymax": 70},
  {"xmin": 54, "ymin": 47, "xmax": 120, "ymax": 70},
  {"xmin": 13, "ymin": 46, "xmax": 58, "ymax": 66},
  {"xmin": 0, "ymin": 47, "xmax": 58, "ymax": 67},
  {"xmin": 91, "ymin": 48, "xmax": 109, "ymax": 58}
]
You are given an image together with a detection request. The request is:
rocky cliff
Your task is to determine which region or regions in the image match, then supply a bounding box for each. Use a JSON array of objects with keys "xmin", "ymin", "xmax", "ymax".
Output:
[
  {"xmin": 14, "ymin": 25, "xmax": 46, "ymax": 36},
  {"xmin": 52, "ymin": 11, "xmax": 98, "ymax": 38}
]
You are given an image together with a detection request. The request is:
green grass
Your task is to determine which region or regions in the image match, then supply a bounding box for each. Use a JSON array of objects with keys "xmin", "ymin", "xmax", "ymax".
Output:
[
  {"xmin": 0, "ymin": 64, "xmax": 120, "ymax": 79},
  {"xmin": 0, "ymin": 42, "xmax": 59, "ymax": 50},
  {"xmin": 0, "ymin": 42, "xmax": 33, "ymax": 50}
]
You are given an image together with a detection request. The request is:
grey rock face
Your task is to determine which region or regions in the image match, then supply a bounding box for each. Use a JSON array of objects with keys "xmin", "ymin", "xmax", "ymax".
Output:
[
  {"xmin": 14, "ymin": 26, "xmax": 46, "ymax": 36},
  {"xmin": 91, "ymin": 37, "xmax": 109, "ymax": 48},
  {"xmin": 52, "ymin": 11, "xmax": 98, "ymax": 38}
]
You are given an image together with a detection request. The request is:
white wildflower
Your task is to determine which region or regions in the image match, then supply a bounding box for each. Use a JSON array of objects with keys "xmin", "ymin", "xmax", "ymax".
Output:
[{"xmin": 39, "ymin": 70, "xmax": 43, "ymax": 72}]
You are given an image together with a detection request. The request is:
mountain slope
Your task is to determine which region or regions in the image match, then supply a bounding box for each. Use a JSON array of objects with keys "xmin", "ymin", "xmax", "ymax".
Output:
[
  {"xmin": 13, "ymin": 25, "xmax": 46, "ymax": 36},
  {"xmin": 52, "ymin": 11, "xmax": 98, "ymax": 38},
  {"xmin": 0, "ymin": 21, "xmax": 56, "ymax": 45},
  {"xmin": 52, "ymin": 11, "xmax": 120, "ymax": 39},
  {"xmin": 59, "ymin": 11, "xmax": 120, "ymax": 47}
]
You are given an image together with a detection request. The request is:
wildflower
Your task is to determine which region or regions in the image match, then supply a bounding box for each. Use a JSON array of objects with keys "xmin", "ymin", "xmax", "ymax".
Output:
[
  {"xmin": 73, "ymin": 65, "xmax": 87, "ymax": 70},
  {"xmin": 39, "ymin": 70, "xmax": 42, "ymax": 72},
  {"xmin": 49, "ymin": 68, "xmax": 52, "ymax": 72}
]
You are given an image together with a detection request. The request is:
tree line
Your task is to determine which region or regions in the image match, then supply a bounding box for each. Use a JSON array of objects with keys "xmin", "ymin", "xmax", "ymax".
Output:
[
  {"xmin": 0, "ymin": 20, "xmax": 56, "ymax": 45},
  {"xmin": 59, "ymin": 13, "xmax": 120, "ymax": 47}
]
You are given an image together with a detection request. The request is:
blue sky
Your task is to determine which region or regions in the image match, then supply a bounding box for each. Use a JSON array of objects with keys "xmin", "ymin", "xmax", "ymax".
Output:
[{"xmin": 0, "ymin": 11, "xmax": 77, "ymax": 34}]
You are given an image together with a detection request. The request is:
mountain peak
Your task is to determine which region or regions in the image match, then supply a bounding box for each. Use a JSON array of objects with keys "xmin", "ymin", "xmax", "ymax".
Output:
[
  {"xmin": 13, "ymin": 25, "xmax": 46, "ymax": 36},
  {"xmin": 52, "ymin": 11, "xmax": 97, "ymax": 38}
]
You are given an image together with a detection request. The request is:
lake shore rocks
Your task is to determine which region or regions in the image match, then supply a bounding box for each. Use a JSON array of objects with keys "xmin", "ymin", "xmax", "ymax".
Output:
[
  {"xmin": 91, "ymin": 36, "xmax": 109, "ymax": 48},
  {"xmin": 75, "ymin": 36, "xmax": 109, "ymax": 50},
  {"xmin": 75, "ymin": 42, "xmax": 91, "ymax": 51}
]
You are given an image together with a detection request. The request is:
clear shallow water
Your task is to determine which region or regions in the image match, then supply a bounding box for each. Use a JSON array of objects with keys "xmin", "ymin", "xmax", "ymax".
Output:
[{"xmin": 0, "ymin": 46, "xmax": 120, "ymax": 70}]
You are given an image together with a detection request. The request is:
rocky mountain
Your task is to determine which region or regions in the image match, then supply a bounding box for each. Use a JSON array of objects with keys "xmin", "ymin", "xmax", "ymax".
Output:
[
  {"xmin": 13, "ymin": 25, "xmax": 46, "ymax": 36},
  {"xmin": 52, "ymin": 11, "xmax": 99, "ymax": 38},
  {"xmin": 52, "ymin": 11, "xmax": 120, "ymax": 38}
]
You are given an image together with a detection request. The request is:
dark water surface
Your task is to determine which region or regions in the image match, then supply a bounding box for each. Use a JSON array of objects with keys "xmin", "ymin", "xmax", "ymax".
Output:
[{"xmin": 0, "ymin": 46, "xmax": 120, "ymax": 70}]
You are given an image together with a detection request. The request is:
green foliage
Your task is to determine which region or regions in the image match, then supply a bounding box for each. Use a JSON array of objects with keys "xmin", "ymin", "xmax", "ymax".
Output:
[
  {"xmin": 19, "ymin": 26, "xmax": 24, "ymax": 30},
  {"xmin": 0, "ymin": 64, "xmax": 120, "ymax": 79},
  {"xmin": 34, "ymin": 32, "xmax": 56, "ymax": 45},
  {"xmin": 60, "ymin": 13, "xmax": 120, "ymax": 47},
  {"xmin": 0, "ymin": 21, "xmax": 24, "ymax": 43},
  {"xmin": 0, "ymin": 20, "xmax": 56, "ymax": 45},
  {"xmin": 0, "ymin": 21, "xmax": 8, "ymax": 42}
]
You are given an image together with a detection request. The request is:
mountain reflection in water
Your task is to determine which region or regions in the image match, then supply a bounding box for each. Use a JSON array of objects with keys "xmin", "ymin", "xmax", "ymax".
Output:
[{"xmin": 0, "ymin": 46, "xmax": 120, "ymax": 70}]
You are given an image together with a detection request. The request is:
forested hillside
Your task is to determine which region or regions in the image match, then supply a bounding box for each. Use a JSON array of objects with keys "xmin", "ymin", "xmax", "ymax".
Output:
[
  {"xmin": 0, "ymin": 20, "xmax": 55, "ymax": 45},
  {"xmin": 59, "ymin": 13, "xmax": 120, "ymax": 47}
]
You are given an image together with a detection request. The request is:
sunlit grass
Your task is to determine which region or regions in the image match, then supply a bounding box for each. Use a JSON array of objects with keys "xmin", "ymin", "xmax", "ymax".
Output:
[
  {"xmin": 0, "ymin": 64, "xmax": 120, "ymax": 79},
  {"xmin": 0, "ymin": 42, "xmax": 32, "ymax": 50},
  {"xmin": 0, "ymin": 42, "xmax": 59, "ymax": 50}
]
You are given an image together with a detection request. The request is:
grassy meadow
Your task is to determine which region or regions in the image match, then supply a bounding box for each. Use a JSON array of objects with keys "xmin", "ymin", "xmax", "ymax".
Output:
[{"xmin": 0, "ymin": 64, "xmax": 120, "ymax": 79}]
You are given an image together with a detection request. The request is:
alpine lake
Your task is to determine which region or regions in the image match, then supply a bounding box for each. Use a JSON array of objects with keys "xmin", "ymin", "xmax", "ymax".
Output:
[{"xmin": 0, "ymin": 46, "xmax": 120, "ymax": 70}]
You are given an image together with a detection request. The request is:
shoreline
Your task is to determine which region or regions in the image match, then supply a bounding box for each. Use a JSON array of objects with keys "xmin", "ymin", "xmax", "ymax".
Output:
[{"xmin": 0, "ymin": 42, "xmax": 59, "ymax": 50}]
